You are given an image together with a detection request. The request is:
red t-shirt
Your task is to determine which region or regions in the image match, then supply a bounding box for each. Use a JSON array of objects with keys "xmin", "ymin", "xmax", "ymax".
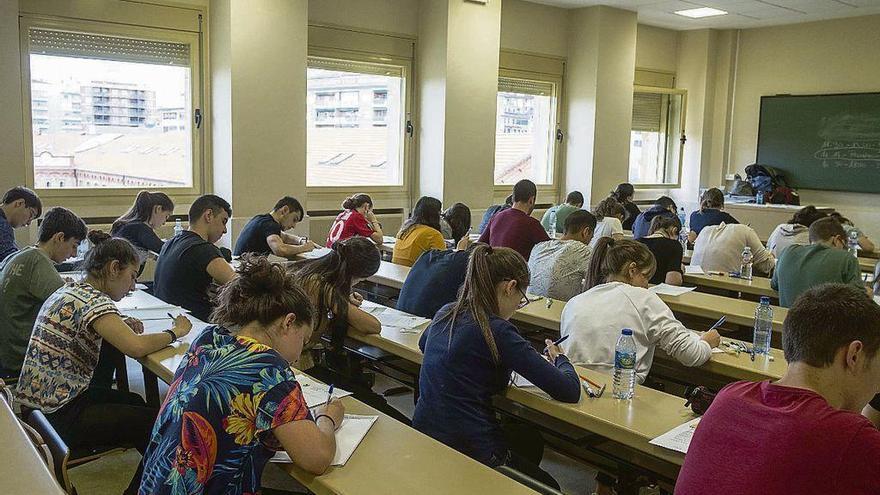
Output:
[
  {"xmin": 326, "ymin": 209, "xmax": 374, "ymax": 247},
  {"xmin": 676, "ymin": 380, "xmax": 880, "ymax": 495},
  {"xmin": 477, "ymin": 208, "xmax": 549, "ymax": 260}
]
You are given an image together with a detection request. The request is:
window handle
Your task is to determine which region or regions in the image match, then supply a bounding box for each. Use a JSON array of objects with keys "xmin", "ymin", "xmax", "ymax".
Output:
[
  {"xmin": 194, "ymin": 108, "xmax": 202, "ymax": 129},
  {"xmin": 556, "ymin": 128, "xmax": 564, "ymax": 142},
  {"xmin": 406, "ymin": 119, "xmax": 414, "ymax": 137}
]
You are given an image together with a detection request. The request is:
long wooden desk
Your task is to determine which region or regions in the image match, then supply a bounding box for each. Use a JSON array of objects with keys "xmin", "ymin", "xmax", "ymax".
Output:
[
  {"xmin": 682, "ymin": 273, "xmax": 778, "ymax": 299},
  {"xmin": 683, "ymin": 249, "xmax": 876, "ymax": 273},
  {"xmin": 0, "ymin": 391, "xmax": 67, "ymax": 495}
]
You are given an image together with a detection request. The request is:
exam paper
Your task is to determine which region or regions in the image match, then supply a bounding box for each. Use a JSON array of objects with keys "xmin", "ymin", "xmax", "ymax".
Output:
[
  {"xmin": 362, "ymin": 305, "xmax": 429, "ymax": 332},
  {"xmin": 648, "ymin": 284, "xmax": 697, "ymax": 296},
  {"xmin": 684, "ymin": 265, "xmax": 705, "ymax": 275},
  {"xmin": 296, "ymin": 374, "xmax": 353, "ymax": 408},
  {"xmin": 649, "ymin": 417, "xmax": 701, "ymax": 454},
  {"xmin": 117, "ymin": 290, "xmax": 180, "ymax": 312},
  {"xmin": 272, "ymin": 414, "xmax": 378, "ymax": 466},
  {"xmin": 123, "ymin": 306, "xmax": 188, "ymax": 321},
  {"xmin": 300, "ymin": 247, "xmax": 332, "ymax": 259}
]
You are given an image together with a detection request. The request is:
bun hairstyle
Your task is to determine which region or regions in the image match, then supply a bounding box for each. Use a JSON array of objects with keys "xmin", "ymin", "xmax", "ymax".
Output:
[
  {"xmin": 585, "ymin": 238, "xmax": 656, "ymax": 290},
  {"xmin": 443, "ymin": 202, "xmax": 472, "ymax": 243},
  {"xmin": 593, "ymin": 196, "xmax": 626, "ymax": 221},
  {"xmin": 83, "ymin": 230, "xmax": 140, "ymax": 278},
  {"xmin": 648, "ymin": 215, "xmax": 682, "ymax": 236},
  {"xmin": 437, "ymin": 244, "xmax": 528, "ymax": 364},
  {"xmin": 112, "ymin": 190, "xmax": 174, "ymax": 233},
  {"xmin": 699, "ymin": 188, "xmax": 725, "ymax": 211},
  {"xmin": 789, "ymin": 205, "xmax": 827, "ymax": 227},
  {"xmin": 342, "ymin": 194, "xmax": 373, "ymax": 211},
  {"xmin": 210, "ymin": 254, "xmax": 314, "ymax": 329}
]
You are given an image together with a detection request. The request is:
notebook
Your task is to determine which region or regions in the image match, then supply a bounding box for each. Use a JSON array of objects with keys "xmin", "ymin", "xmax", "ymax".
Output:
[
  {"xmin": 648, "ymin": 284, "xmax": 696, "ymax": 296},
  {"xmin": 361, "ymin": 303, "xmax": 429, "ymax": 332},
  {"xmin": 649, "ymin": 417, "xmax": 701, "ymax": 454},
  {"xmin": 271, "ymin": 414, "xmax": 379, "ymax": 466},
  {"xmin": 295, "ymin": 374, "xmax": 353, "ymax": 408}
]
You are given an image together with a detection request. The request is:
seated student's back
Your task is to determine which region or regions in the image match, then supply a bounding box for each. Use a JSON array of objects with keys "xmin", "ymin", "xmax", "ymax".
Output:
[
  {"xmin": 528, "ymin": 210, "xmax": 596, "ymax": 301},
  {"xmin": 589, "ymin": 197, "xmax": 626, "ymax": 251},
  {"xmin": 478, "ymin": 180, "xmax": 548, "ymax": 260},
  {"xmin": 234, "ymin": 196, "xmax": 315, "ymax": 258},
  {"xmin": 638, "ymin": 215, "xmax": 684, "ymax": 286},
  {"xmin": 688, "ymin": 188, "xmax": 738, "ymax": 237},
  {"xmin": 691, "ymin": 222, "xmax": 775, "ymax": 275},
  {"xmin": 397, "ymin": 247, "xmax": 472, "ymax": 318},
  {"xmin": 766, "ymin": 205, "xmax": 827, "ymax": 257},
  {"xmin": 111, "ymin": 190, "xmax": 174, "ymax": 255},
  {"xmin": 392, "ymin": 196, "xmax": 446, "ymax": 267},
  {"xmin": 631, "ymin": 196, "xmax": 677, "ymax": 240}
]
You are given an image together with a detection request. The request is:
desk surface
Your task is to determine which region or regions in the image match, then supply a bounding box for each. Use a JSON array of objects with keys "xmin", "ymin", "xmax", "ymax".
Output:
[
  {"xmin": 682, "ymin": 273, "xmax": 777, "ymax": 299},
  {"xmin": 683, "ymin": 249, "xmax": 876, "ymax": 273},
  {"xmin": 0, "ymin": 394, "xmax": 66, "ymax": 495}
]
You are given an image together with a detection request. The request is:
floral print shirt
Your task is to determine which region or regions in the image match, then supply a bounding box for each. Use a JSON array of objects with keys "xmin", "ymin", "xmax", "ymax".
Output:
[{"xmin": 139, "ymin": 326, "xmax": 312, "ymax": 495}]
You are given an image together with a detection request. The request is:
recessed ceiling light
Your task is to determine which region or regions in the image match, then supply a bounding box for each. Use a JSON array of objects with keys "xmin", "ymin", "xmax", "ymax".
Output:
[{"xmin": 674, "ymin": 7, "xmax": 728, "ymax": 18}]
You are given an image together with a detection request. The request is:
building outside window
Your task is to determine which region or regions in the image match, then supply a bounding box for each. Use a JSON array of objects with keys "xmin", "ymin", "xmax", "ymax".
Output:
[
  {"xmin": 628, "ymin": 87, "xmax": 686, "ymax": 186},
  {"xmin": 493, "ymin": 76, "xmax": 558, "ymax": 185}
]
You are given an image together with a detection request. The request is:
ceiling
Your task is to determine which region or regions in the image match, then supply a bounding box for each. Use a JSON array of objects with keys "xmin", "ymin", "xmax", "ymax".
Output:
[{"xmin": 524, "ymin": 0, "xmax": 880, "ymax": 30}]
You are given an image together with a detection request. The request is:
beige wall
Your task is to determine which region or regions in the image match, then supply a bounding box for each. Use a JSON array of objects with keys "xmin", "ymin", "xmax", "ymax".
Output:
[
  {"xmin": 308, "ymin": 0, "xmax": 419, "ymax": 36},
  {"xmin": 500, "ymin": 0, "xmax": 568, "ymax": 57},
  {"xmin": 635, "ymin": 24, "xmax": 678, "ymax": 73}
]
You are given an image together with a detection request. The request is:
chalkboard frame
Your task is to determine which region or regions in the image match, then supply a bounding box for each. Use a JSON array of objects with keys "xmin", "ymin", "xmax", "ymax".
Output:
[{"xmin": 756, "ymin": 91, "xmax": 880, "ymax": 194}]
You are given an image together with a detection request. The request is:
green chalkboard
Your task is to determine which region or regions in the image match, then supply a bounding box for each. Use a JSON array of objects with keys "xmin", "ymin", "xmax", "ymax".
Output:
[{"xmin": 756, "ymin": 93, "xmax": 880, "ymax": 193}]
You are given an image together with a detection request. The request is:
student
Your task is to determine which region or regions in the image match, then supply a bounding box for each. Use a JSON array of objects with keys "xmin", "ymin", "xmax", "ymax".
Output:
[
  {"xmin": 675, "ymin": 284, "xmax": 880, "ymax": 495},
  {"xmin": 326, "ymin": 193, "xmax": 384, "ymax": 247},
  {"xmin": 478, "ymin": 194, "xmax": 512, "ymax": 234},
  {"xmin": 528, "ymin": 210, "xmax": 596, "ymax": 301},
  {"xmin": 111, "ymin": 190, "xmax": 174, "ymax": 255},
  {"xmin": 153, "ymin": 195, "xmax": 236, "ymax": 322},
  {"xmin": 588, "ymin": 196, "xmax": 625, "ymax": 251},
  {"xmin": 540, "ymin": 191, "xmax": 584, "ymax": 234},
  {"xmin": 691, "ymin": 222, "xmax": 775, "ymax": 276},
  {"xmin": 631, "ymin": 196, "xmax": 677, "ymax": 240},
  {"xmin": 140, "ymin": 256, "xmax": 343, "ymax": 494},
  {"xmin": 560, "ymin": 239, "xmax": 719, "ymax": 383},
  {"xmin": 14, "ymin": 232, "xmax": 192, "ymax": 495},
  {"xmin": 440, "ymin": 202, "xmax": 472, "ymax": 244},
  {"xmin": 392, "ymin": 196, "xmax": 446, "ymax": 267},
  {"xmin": 0, "ymin": 186, "xmax": 42, "ymax": 262},
  {"xmin": 233, "ymin": 196, "xmax": 317, "ymax": 258},
  {"xmin": 638, "ymin": 215, "xmax": 684, "ymax": 286},
  {"xmin": 0, "ymin": 207, "xmax": 86, "ymax": 377},
  {"xmin": 771, "ymin": 218, "xmax": 867, "ymax": 307},
  {"xmin": 478, "ymin": 180, "xmax": 549, "ymax": 261},
  {"xmin": 687, "ymin": 188, "xmax": 738, "ymax": 242},
  {"xmin": 413, "ymin": 245, "xmax": 580, "ymax": 488},
  {"xmin": 611, "ymin": 183, "xmax": 640, "ymax": 231},
  {"xmin": 766, "ymin": 205, "xmax": 828, "ymax": 257},
  {"xmin": 830, "ymin": 212, "xmax": 875, "ymax": 253},
  {"xmin": 397, "ymin": 243, "xmax": 479, "ymax": 319}
]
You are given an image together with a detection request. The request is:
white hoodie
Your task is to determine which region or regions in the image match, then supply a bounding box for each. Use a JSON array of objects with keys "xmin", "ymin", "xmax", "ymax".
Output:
[
  {"xmin": 559, "ymin": 281, "xmax": 712, "ymax": 383},
  {"xmin": 767, "ymin": 223, "xmax": 810, "ymax": 257}
]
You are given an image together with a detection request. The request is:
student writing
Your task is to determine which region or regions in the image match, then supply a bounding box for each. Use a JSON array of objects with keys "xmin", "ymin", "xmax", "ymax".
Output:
[
  {"xmin": 111, "ymin": 190, "xmax": 174, "ymax": 255},
  {"xmin": 479, "ymin": 180, "xmax": 549, "ymax": 260},
  {"xmin": 233, "ymin": 196, "xmax": 317, "ymax": 258},
  {"xmin": 392, "ymin": 196, "xmax": 446, "ymax": 267},
  {"xmin": 638, "ymin": 215, "xmax": 684, "ymax": 286},
  {"xmin": 0, "ymin": 186, "xmax": 42, "ymax": 263},
  {"xmin": 326, "ymin": 193, "xmax": 384, "ymax": 247}
]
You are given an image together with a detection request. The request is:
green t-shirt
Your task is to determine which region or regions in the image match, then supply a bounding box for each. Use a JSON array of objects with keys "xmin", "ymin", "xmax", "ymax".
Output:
[
  {"xmin": 540, "ymin": 203, "xmax": 581, "ymax": 233},
  {"xmin": 0, "ymin": 247, "xmax": 64, "ymax": 372},
  {"xmin": 771, "ymin": 243, "xmax": 863, "ymax": 308}
]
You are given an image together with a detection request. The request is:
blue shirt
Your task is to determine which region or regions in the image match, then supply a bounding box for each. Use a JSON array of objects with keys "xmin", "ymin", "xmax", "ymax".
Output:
[
  {"xmin": 412, "ymin": 304, "xmax": 580, "ymax": 465},
  {"xmin": 0, "ymin": 209, "xmax": 18, "ymax": 263},
  {"xmin": 689, "ymin": 208, "xmax": 738, "ymax": 235},
  {"xmin": 632, "ymin": 205, "xmax": 677, "ymax": 239},
  {"xmin": 478, "ymin": 204, "xmax": 509, "ymax": 234},
  {"xmin": 396, "ymin": 249, "xmax": 469, "ymax": 319}
]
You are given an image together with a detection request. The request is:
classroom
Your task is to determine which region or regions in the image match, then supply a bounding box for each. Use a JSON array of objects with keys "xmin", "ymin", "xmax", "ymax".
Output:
[{"xmin": 1, "ymin": 0, "xmax": 879, "ymax": 494}]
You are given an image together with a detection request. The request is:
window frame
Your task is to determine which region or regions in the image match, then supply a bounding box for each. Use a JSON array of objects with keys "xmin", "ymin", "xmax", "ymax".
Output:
[
  {"xmin": 18, "ymin": 16, "xmax": 205, "ymax": 199},
  {"xmin": 629, "ymin": 84, "xmax": 688, "ymax": 190}
]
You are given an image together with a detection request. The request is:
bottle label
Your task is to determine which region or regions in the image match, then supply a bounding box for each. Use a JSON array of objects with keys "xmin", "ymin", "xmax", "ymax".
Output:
[{"xmin": 615, "ymin": 350, "xmax": 636, "ymax": 370}]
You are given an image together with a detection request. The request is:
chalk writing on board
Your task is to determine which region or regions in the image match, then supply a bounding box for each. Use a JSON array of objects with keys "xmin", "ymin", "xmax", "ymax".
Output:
[{"xmin": 813, "ymin": 114, "xmax": 880, "ymax": 169}]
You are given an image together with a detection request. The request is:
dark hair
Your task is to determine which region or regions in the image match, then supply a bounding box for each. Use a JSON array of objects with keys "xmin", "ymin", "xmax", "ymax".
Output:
[
  {"xmin": 290, "ymin": 236, "xmax": 380, "ymax": 350},
  {"xmin": 273, "ymin": 196, "xmax": 305, "ymax": 219},
  {"xmin": 789, "ymin": 205, "xmax": 827, "ymax": 227},
  {"xmin": 699, "ymin": 188, "xmax": 724, "ymax": 211},
  {"xmin": 564, "ymin": 210, "xmax": 597, "ymax": 235},
  {"xmin": 189, "ymin": 194, "xmax": 232, "ymax": 224},
  {"xmin": 2, "ymin": 186, "xmax": 42, "ymax": 217},
  {"xmin": 442, "ymin": 202, "xmax": 472, "ymax": 243},
  {"xmin": 611, "ymin": 183, "xmax": 635, "ymax": 203},
  {"xmin": 503, "ymin": 194, "xmax": 514, "ymax": 207},
  {"xmin": 436, "ymin": 244, "xmax": 528, "ymax": 364},
  {"xmin": 593, "ymin": 196, "xmax": 625, "ymax": 221},
  {"xmin": 649, "ymin": 215, "xmax": 682, "ymax": 236},
  {"xmin": 512, "ymin": 180, "xmax": 537, "ymax": 203},
  {"xmin": 585, "ymin": 238, "xmax": 656, "ymax": 290},
  {"xmin": 211, "ymin": 254, "xmax": 314, "ymax": 329},
  {"xmin": 399, "ymin": 196, "xmax": 442, "ymax": 239},
  {"xmin": 112, "ymin": 191, "xmax": 174, "ymax": 233},
  {"xmin": 83, "ymin": 230, "xmax": 140, "ymax": 278},
  {"xmin": 783, "ymin": 283, "xmax": 880, "ymax": 367},
  {"xmin": 655, "ymin": 195, "xmax": 677, "ymax": 211},
  {"xmin": 829, "ymin": 212, "xmax": 853, "ymax": 227},
  {"xmin": 342, "ymin": 194, "xmax": 373, "ymax": 211},
  {"xmin": 565, "ymin": 191, "xmax": 585, "ymax": 206},
  {"xmin": 38, "ymin": 207, "xmax": 87, "ymax": 243},
  {"xmin": 809, "ymin": 217, "xmax": 846, "ymax": 243}
]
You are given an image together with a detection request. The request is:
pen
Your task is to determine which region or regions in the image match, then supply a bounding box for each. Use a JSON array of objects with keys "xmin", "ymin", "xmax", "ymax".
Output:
[
  {"xmin": 326, "ymin": 384, "xmax": 334, "ymax": 405},
  {"xmin": 543, "ymin": 334, "xmax": 569, "ymax": 354},
  {"xmin": 545, "ymin": 298, "xmax": 553, "ymax": 308},
  {"xmin": 167, "ymin": 312, "xmax": 175, "ymax": 320},
  {"xmin": 708, "ymin": 315, "xmax": 726, "ymax": 332},
  {"xmin": 578, "ymin": 374, "xmax": 607, "ymax": 398}
]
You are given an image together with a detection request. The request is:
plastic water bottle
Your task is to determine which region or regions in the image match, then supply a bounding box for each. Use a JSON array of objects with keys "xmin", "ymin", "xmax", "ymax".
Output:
[
  {"xmin": 76, "ymin": 239, "xmax": 90, "ymax": 259},
  {"xmin": 174, "ymin": 219, "xmax": 183, "ymax": 236},
  {"xmin": 677, "ymin": 207, "xmax": 686, "ymax": 227},
  {"xmin": 740, "ymin": 246, "xmax": 753, "ymax": 280},
  {"xmin": 755, "ymin": 192, "xmax": 764, "ymax": 205},
  {"xmin": 848, "ymin": 229, "xmax": 859, "ymax": 257},
  {"xmin": 753, "ymin": 297, "xmax": 773, "ymax": 356},
  {"xmin": 613, "ymin": 329, "xmax": 637, "ymax": 400},
  {"xmin": 547, "ymin": 208, "xmax": 557, "ymax": 238}
]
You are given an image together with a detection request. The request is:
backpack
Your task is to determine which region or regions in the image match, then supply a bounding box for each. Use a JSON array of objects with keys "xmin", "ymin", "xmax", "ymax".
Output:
[
  {"xmin": 729, "ymin": 174, "xmax": 754, "ymax": 197},
  {"xmin": 745, "ymin": 164, "xmax": 800, "ymax": 205}
]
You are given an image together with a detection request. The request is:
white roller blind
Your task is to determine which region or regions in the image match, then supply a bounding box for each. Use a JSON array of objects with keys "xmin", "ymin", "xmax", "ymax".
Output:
[
  {"xmin": 498, "ymin": 77, "xmax": 554, "ymax": 96},
  {"xmin": 632, "ymin": 92, "xmax": 663, "ymax": 132},
  {"xmin": 309, "ymin": 56, "xmax": 404, "ymax": 77},
  {"xmin": 29, "ymin": 28, "xmax": 190, "ymax": 66}
]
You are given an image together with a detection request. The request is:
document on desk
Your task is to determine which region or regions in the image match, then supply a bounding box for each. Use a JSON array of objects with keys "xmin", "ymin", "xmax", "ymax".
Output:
[
  {"xmin": 649, "ymin": 417, "xmax": 701, "ymax": 454},
  {"xmin": 123, "ymin": 306, "xmax": 188, "ymax": 321},
  {"xmin": 649, "ymin": 284, "xmax": 697, "ymax": 296},
  {"xmin": 510, "ymin": 373, "xmax": 552, "ymax": 400},
  {"xmin": 361, "ymin": 305, "xmax": 429, "ymax": 332},
  {"xmin": 684, "ymin": 265, "xmax": 705, "ymax": 275},
  {"xmin": 295, "ymin": 374, "xmax": 353, "ymax": 408},
  {"xmin": 272, "ymin": 414, "xmax": 379, "ymax": 466},
  {"xmin": 300, "ymin": 247, "xmax": 332, "ymax": 259}
]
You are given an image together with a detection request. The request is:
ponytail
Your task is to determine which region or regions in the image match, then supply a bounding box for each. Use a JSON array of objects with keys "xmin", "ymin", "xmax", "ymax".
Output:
[
  {"xmin": 699, "ymin": 188, "xmax": 724, "ymax": 212},
  {"xmin": 342, "ymin": 193, "xmax": 373, "ymax": 211},
  {"xmin": 585, "ymin": 238, "xmax": 656, "ymax": 290},
  {"xmin": 112, "ymin": 190, "xmax": 174, "ymax": 233},
  {"xmin": 83, "ymin": 230, "xmax": 139, "ymax": 279}
]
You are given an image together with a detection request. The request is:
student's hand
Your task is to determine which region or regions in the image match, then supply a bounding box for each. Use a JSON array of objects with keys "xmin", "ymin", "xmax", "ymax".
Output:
[
  {"xmin": 349, "ymin": 292, "xmax": 364, "ymax": 307},
  {"xmin": 300, "ymin": 240, "xmax": 317, "ymax": 252},
  {"xmin": 124, "ymin": 317, "xmax": 144, "ymax": 335},
  {"xmin": 365, "ymin": 210, "xmax": 378, "ymax": 224},
  {"xmin": 544, "ymin": 339, "xmax": 565, "ymax": 363},
  {"xmin": 456, "ymin": 236, "xmax": 471, "ymax": 251},
  {"xmin": 317, "ymin": 397, "xmax": 345, "ymax": 430},
  {"xmin": 172, "ymin": 315, "xmax": 193, "ymax": 339},
  {"xmin": 63, "ymin": 276, "xmax": 75, "ymax": 284},
  {"xmin": 702, "ymin": 329, "xmax": 722, "ymax": 348}
]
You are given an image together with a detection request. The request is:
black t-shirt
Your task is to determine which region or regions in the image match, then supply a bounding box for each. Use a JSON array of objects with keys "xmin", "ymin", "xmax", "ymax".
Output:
[
  {"xmin": 233, "ymin": 214, "xmax": 282, "ymax": 257},
  {"xmin": 621, "ymin": 201, "xmax": 641, "ymax": 231},
  {"xmin": 397, "ymin": 249, "xmax": 469, "ymax": 319},
  {"xmin": 153, "ymin": 231, "xmax": 223, "ymax": 321},
  {"xmin": 112, "ymin": 221, "xmax": 164, "ymax": 253},
  {"xmin": 638, "ymin": 236, "xmax": 683, "ymax": 285}
]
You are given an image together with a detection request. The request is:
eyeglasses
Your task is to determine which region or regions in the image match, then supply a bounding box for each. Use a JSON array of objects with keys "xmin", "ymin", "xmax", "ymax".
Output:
[{"xmin": 517, "ymin": 287, "xmax": 531, "ymax": 309}]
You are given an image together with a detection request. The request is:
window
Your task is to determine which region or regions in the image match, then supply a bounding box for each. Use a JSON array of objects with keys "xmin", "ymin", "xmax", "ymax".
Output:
[
  {"xmin": 628, "ymin": 86, "xmax": 686, "ymax": 186},
  {"xmin": 24, "ymin": 25, "xmax": 199, "ymax": 190},
  {"xmin": 307, "ymin": 56, "xmax": 407, "ymax": 187},
  {"xmin": 494, "ymin": 76, "xmax": 558, "ymax": 185}
]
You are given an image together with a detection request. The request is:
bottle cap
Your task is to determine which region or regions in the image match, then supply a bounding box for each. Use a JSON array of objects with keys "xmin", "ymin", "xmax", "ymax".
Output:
[
  {"xmin": 760, "ymin": 296, "xmax": 771, "ymax": 305},
  {"xmin": 622, "ymin": 328, "xmax": 633, "ymax": 336}
]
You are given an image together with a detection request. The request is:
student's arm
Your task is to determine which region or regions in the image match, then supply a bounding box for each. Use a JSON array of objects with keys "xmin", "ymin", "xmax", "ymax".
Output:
[
  {"xmin": 280, "ymin": 231, "xmax": 302, "ymax": 245},
  {"xmin": 841, "ymin": 256, "xmax": 871, "ymax": 297},
  {"xmin": 347, "ymin": 303, "xmax": 381, "ymax": 335},
  {"xmin": 858, "ymin": 235, "xmax": 875, "ymax": 253},
  {"xmin": 747, "ymin": 228, "xmax": 775, "ymax": 275},
  {"xmin": 266, "ymin": 234, "xmax": 315, "ymax": 259},
  {"xmin": 770, "ymin": 263, "xmax": 780, "ymax": 291},
  {"xmin": 501, "ymin": 324, "xmax": 581, "ymax": 403},
  {"xmin": 92, "ymin": 313, "xmax": 192, "ymax": 358},
  {"xmin": 206, "ymin": 257, "xmax": 236, "ymax": 285},
  {"xmin": 138, "ymin": 225, "xmax": 165, "ymax": 254},
  {"xmin": 687, "ymin": 231, "xmax": 697, "ymax": 244},
  {"xmin": 665, "ymin": 242, "xmax": 684, "ymax": 286},
  {"xmin": 645, "ymin": 295, "xmax": 716, "ymax": 367}
]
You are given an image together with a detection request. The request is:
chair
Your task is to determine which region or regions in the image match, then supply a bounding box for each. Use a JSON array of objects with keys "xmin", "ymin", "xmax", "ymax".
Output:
[
  {"xmin": 23, "ymin": 409, "xmax": 76, "ymax": 494},
  {"xmin": 495, "ymin": 465, "xmax": 565, "ymax": 495}
]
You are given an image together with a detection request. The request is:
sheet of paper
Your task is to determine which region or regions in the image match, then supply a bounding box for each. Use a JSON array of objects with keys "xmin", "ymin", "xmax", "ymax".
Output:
[
  {"xmin": 361, "ymin": 305, "xmax": 429, "ymax": 332},
  {"xmin": 295, "ymin": 374, "xmax": 353, "ymax": 408},
  {"xmin": 124, "ymin": 306, "xmax": 188, "ymax": 321},
  {"xmin": 511, "ymin": 372, "xmax": 535, "ymax": 388},
  {"xmin": 649, "ymin": 284, "xmax": 697, "ymax": 296},
  {"xmin": 272, "ymin": 414, "xmax": 378, "ymax": 466},
  {"xmin": 117, "ymin": 290, "xmax": 178, "ymax": 312},
  {"xmin": 300, "ymin": 247, "xmax": 332, "ymax": 259},
  {"xmin": 649, "ymin": 417, "xmax": 701, "ymax": 454},
  {"xmin": 684, "ymin": 265, "xmax": 705, "ymax": 275}
]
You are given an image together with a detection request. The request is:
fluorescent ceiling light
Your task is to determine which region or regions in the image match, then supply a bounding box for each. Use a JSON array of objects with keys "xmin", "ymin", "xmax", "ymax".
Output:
[{"xmin": 674, "ymin": 7, "xmax": 728, "ymax": 18}]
